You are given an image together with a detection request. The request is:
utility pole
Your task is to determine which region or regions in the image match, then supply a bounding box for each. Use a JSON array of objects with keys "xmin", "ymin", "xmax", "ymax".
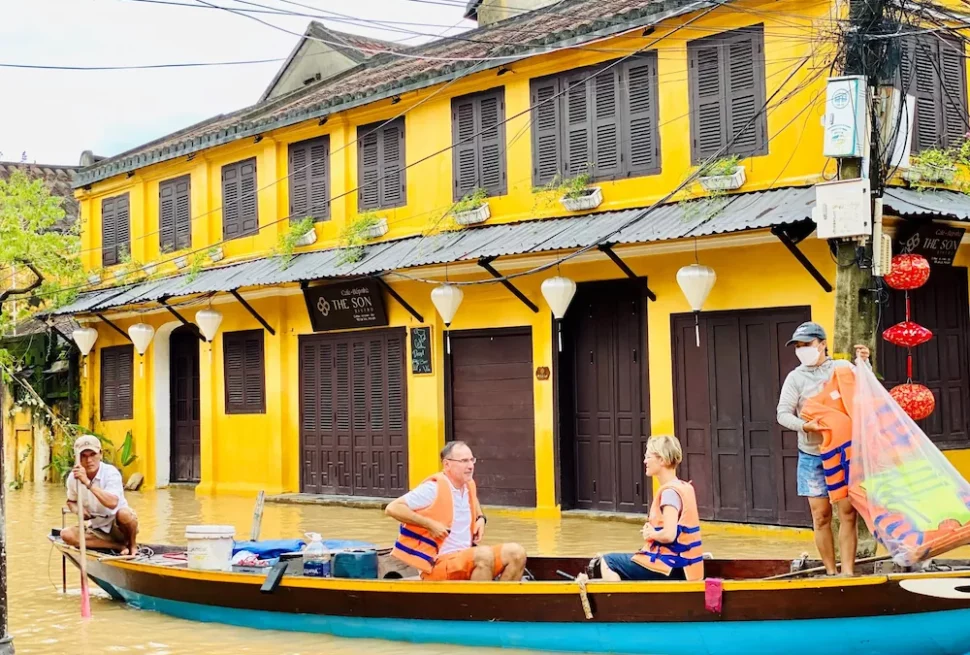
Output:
[{"xmin": 0, "ymin": 371, "xmax": 13, "ymax": 655}]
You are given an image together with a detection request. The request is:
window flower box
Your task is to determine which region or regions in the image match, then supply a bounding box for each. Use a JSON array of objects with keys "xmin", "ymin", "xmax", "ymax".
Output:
[
  {"xmin": 363, "ymin": 217, "xmax": 389, "ymax": 240},
  {"xmin": 453, "ymin": 202, "xmax": 490, "ymax": 226},
  {"xmin": 699, "ymin": 165, "xmax": 746, "ymax": 192},
  {"xmin": 174, "ymin": 256, "xmax": 189, "ymax": 270},
  {"xmin": 142, "ymin": 263, "xmax": 157, "ymax": 276},
  {"xmin": 209, "ymin": 247, "xmax": 225, "ymax": 262},
  {"xmin": 87, "ymin": 273, "xmax": 102, "ymax": 285},
  {"xmin": 294, "ymin": 227, "xmax": 318, "ymax": 247},
  {"xmin": 560, "ymin": 187, "xmax": 603, "ymax": 212}
]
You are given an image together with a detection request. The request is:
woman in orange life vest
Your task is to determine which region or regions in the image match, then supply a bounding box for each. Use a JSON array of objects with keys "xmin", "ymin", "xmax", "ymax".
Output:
[
  {"xmin": 597, "ymin": 435, "xmax": 705, "ymax": 582},
  {"xmin": 776, "ymin": 321, "xmax": 869, "ymax": 576}
]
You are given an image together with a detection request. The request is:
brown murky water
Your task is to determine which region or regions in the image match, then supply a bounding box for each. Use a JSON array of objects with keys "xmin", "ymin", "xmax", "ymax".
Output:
[{"xmin": 6, "ymin": 483, "xmax": 816, "ymax": 654}]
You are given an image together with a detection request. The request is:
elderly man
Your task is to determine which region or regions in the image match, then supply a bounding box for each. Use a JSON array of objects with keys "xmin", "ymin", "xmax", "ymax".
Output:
[
  {"xmin": 386, "ymin": 441, "xmax": 527, "ymax": 581},
  {"xmin": 60, "ymin": 435, "xmax": 139, "ymax": 555}
]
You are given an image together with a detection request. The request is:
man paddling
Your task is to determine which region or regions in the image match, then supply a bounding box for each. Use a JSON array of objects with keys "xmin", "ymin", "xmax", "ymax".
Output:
[
  {"xmin": 386, "ymin": 441, "xmax": 527, "ymax": 581},
  {"xmin": 60, "ymin": 435, "xmax": 139, "ymax": 555}
]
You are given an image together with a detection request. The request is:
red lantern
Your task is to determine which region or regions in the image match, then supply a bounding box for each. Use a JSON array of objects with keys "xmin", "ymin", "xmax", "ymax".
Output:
[
  {"xmin": 884, "ymin": 254, "xmax": 931, "ymax": 291},
  {"xmin": 882, "ymin": 321, "xmax": 934, "ymax": 348},
  {"xmin": 890, "ymin": 383, "xmax": 936, "ymax": 421}
]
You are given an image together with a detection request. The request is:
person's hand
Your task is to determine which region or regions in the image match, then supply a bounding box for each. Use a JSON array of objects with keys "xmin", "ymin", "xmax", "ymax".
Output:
[
  {"xmin": 425, "ymin": 519, "xmax": 451, "ymax": 540},
  {"xmin": 72, "ymin": 465, "xmax": 90, "ymax": 487},
  {"xmin": 802, "ymin": 419, "xmax": 821, "ymax": 433},
  {"xmin": 854, "ymin": 344, "xmax": 870, "ymax": 362},
  {"xmin": 473, "ymin": 517, "xmax": 486, "ymax": 544},
  {"xmin": 641, "ymin": 523, "xmax": 655, "ymax": 542}
]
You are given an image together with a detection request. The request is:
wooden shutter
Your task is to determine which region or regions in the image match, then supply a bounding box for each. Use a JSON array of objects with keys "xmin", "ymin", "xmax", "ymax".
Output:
[
  {"xmin": 452, "ymin": 96, "xmax": 479, "ymax": 199},
  {"xmin": 622, "ymin": 55, "xmax": 660, "ymax": 176},
  {"xmin": 725, "ymin": 28, "xmax": 767, "ymax": 157},
  {"xmin": 564, "ymin": 72, "xmax": 592, "ymax": 176},
  {"xmin": 905, "ymin": 36, "xmax": 941, "ymax": 152},
  {"xmin": 591, "ymin": 68, "xmax": 621, "ymax": 179},
  {"xmin": 452, "ymin": 88, "xmax": 507, "ymax": 200},
  {"xmin": 531, "ymin": 77, "xmax": 562, "ymax": 186},
  {"xmin": 381, "ymin": 119, "xmax": 406, "ymax": 208},
  {"xmin": 223, "ymin": 330, "xmax": 265, "ymax": 414},
  {"xmin": 357, "ymin": 130, "xmax": 381, "ymax": 211},
  {"xmin": 689, "ymin": 40, "xmax": 726, "ymax": 163},
  {"xmin": 101, "ymin": 193, "xmax": 130, "ymax": 267},
  {"xmin": 357, "ymin": 120, "xmax": 406, "ymax": 211},
  {"xmin": 222, "ymin": 158, "xmax": 258, "ymax": 240},
  {"xmin": 940, "ymin": 38, "xmax": 968, "ymax": 148},
  {"xmin": 100, "ymin": 345, "xmax": 133, "ymax": 420},
  {"xmin": 160, "ymin": 175, "xmax": 191, "ymax": 253},
  {"xmin": 289, "ymin": 136, "xmax": 330, "ymax": 222}
]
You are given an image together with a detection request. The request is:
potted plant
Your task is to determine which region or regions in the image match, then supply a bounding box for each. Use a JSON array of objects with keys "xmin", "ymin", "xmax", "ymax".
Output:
[
  {"xmin": 142, "ymin": 262, "xmax": 158, "ymax": 277},
  {"xmin": 292, "ymin": 218, "xmax": 318, "ymax": 247},
  {"xmin": 451, "ymin": 188, "xmax": 490, "ymax": 226},
  {"xmin": 209, "ymin": 246, "xmax": 225, "ymax": 263},
  {"xmin": 698, "ymin": 155, "xmax": 745, "ymax": 192},
  {"xmin": 86, "ymin": 271, "xmax": 102, "ymax": 285},
  {"xmin": 173, "ymin": 250, "xmax": 190, "ymax": 270},
  {"xmin": 906, "ymin": 147, "xmax": 957, "ymax": 186},
  {"xmin": 338, "ymin": 212, "xmax": 388, "ymax": 265},
  {"xmin": 559, "ymin": 172, "xmax": 601, "ymax": 212},
  {"xmin": 276, "ymin": 217, "xmax": 315, "ymax": 269}
]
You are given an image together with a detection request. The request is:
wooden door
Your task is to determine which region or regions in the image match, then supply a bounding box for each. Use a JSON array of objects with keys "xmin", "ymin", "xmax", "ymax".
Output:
[
  {"xmin": 170, "ymin": 327, "xmax": 201, "ymax": 482},
  {"xmin": 447, "ymin": 329, "xmax": 536, "ymax": 507},
  {"xmin": 880, "ymin": 265, "xmax": 970, "ymax": 449}
]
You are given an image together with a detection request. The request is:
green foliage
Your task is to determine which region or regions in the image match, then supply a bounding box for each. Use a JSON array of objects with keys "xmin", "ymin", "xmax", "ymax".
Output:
[
  {"xmin": 532, "ymin": 171, "xmax": 593, "ymax": 209},
  {"xmin": 338, "ymin": 212, "xmax": 383, "ymax": 265},
  {"xmin": 118, "ymin": 430, "xmax": 137, "ymax": 467},
  {"xmin": 698, "ymin": 155, "xmax": 742, "ymax": 178},
  {"xmin": 907, "ymin": 147, "xmax": 958, "ymax": 191},
  {"xmin": 185, "ymin": 248, "xmax": 219, "ymax": 282},
  {"xmin": 451, "ymin": 188, "xmax": 488, "ymax": 215},
  {"xmin": 8, "ymin": 444, "xmax": 31, "ymax": 490},
  {"xmin": 275, "ymin": 217, "xmax": 315, "ymax": 269}
]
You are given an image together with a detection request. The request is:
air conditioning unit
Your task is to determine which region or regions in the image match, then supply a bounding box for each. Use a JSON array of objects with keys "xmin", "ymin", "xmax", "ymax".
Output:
[{"xmin": 823, "ymin": 76, "xmax": 868, "ymax": 158}]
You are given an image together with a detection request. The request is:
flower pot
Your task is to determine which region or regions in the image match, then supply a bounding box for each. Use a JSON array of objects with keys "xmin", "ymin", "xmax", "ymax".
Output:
[
  {"xmin": 560, "ymin": 187, "xmax": 603, "ymax": 212},
  {"xmin": 209, "ymin": 247, "xmax": 225, "ymax": 262},
  {"xmin": 699, "ymin": 165, "xmax": 746, "ymax": 192},
  {"xmin": 453, "ymin": 202, "xmax": 490, "ymax": 226},
  {"xmin": 923, "ymin": 165, "xmax": 956, "ymax": 184},
  {"xmin": 174, "ymin": 256, "xmax": 189, "ymax": 270},
  {"xmin": 294, "ymin": 228, "xmax": 318, "ymax": 247},
  {"xmin": 87, "ymin": 273, "xmax": 101, "ymax": 285},
  {"xmin": 112, "ymin": 269, "xmax": 127, "ymax": 281},
  {"xmin": 902, "ymin": 169, "xmax": 922, "ymax": 184},
  {"xmin": 142, "ymin": 263, "xmax": 157, "ymax": 276},
  {"xmin": 363, "ymin": 217, "xmax": 389, "ymax": 240}
]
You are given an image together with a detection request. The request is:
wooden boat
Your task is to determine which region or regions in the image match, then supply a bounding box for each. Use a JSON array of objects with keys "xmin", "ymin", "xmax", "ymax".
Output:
[{"xmin": 53, "ymin": 538, "xmax": 970, "ymax": 655}]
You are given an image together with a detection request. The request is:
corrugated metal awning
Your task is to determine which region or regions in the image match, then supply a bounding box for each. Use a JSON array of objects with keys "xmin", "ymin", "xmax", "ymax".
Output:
[{"xmin": 884, "ymin": 187, "xmax": 970, "ymax": 220}]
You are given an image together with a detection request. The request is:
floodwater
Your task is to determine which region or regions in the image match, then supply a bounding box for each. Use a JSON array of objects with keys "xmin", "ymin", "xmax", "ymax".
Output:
[{"xmin": 7, "ymin": 482, "xmax": 816, "ymax": 654}]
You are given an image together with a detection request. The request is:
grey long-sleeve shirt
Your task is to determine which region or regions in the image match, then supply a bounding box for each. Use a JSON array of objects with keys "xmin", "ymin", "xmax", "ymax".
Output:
[{"xmin": 776, "ymin": 358, "xmax": 856, "ymax": 456}]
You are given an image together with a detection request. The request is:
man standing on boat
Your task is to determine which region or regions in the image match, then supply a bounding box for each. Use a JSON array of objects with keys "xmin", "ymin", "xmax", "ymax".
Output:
[
  {"xmin": 60, "ymin": 435, "xmax": 139, "ymax": 556},
  {"xmin": 386, "ymin": 441, "xmax": 527, "ymax": 581},
  {"xmin": 777, "ymin": 322, "xmax": 868, "ymax": 576}
]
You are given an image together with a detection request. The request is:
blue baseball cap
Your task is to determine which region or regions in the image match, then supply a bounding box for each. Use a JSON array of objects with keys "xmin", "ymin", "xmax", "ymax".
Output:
[{"xmin": 786, "ymin": 321, "xmax": 827, "ymax": 346}]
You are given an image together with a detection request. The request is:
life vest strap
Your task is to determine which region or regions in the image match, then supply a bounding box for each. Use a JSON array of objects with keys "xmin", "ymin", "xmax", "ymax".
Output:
[
  {"xmin": 392, "ymin": 541, "xmax": 436, "ymax": 565},
  {"xmin": 399, "ymin": 526, "xmax": 440, "ymax": 552}
]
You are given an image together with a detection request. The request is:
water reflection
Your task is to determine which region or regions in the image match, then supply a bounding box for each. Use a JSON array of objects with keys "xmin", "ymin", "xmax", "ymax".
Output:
[{"xmin": 8, "ymin": 483, "xmax": 816, "ymax": 654}]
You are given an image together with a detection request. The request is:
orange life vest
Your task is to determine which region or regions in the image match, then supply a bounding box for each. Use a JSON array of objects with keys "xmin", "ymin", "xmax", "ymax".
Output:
[
  {"xmin": 632, "ymin": 479, "xmax": 704, "ymax": 581},
  {"xmin": 801, "ymin": 367, "xmax": 857, "ymax": 503},
  {"xmin": 390, "ymin": 474, "xmax": 481, "ymax": 573}
]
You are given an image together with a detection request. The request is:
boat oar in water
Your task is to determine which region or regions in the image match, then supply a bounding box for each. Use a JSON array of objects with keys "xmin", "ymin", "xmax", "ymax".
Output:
[{"xmin": 75, "ymin": 456, "xmax": 92, "ymax": 619}]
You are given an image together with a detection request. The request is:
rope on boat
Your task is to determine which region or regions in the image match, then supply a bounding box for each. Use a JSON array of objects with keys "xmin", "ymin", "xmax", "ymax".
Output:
[{"xmin": 575, "ymin": 573, "xmax": 593, "ymax": 620}]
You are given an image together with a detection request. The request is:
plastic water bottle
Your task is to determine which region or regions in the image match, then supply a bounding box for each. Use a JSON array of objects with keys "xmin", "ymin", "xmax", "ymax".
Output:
[{"xmin": 302, "ymin": 532, "xmax": 331, "ymax": 577}]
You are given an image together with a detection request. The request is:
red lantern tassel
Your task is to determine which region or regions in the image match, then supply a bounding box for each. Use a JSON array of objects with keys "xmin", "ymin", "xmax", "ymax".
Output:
[{"xmin": 907, "ymin": 351, "xmax": 913, "ymax": 382}]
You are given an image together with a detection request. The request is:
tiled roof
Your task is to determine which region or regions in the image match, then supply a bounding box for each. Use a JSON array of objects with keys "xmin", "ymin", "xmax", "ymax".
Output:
[
  {"xmin": 0, "ymin": 161, "xmax": 79, "ymax": 231},
  {"xmin": 75, "ymin": 0, "xmax": 712, "ymax": 187},
  {"xmin": 306, "ymin": 22, "xmax": 398, "ymax": 63}
]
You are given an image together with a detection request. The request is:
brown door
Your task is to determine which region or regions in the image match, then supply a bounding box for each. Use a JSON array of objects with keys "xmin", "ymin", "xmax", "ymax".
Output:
[
  {"xmin": 170, "ymin": 326, "xmax": 201, "ymax": 482},
  {"xmin": 299, "ymin": 329, "xmax": 408, "ymax": 497},
  {"xmin": 879, "ymin": 265, "xmax": 970, "ymax": 449},
  {"xmin": 446, "ymin": 329, "xmax": 536, "ymax": 507},
  {"xmin": 672, "ymin": 307, "xmax": 811, "ymax": 527},
  {"xmin": 566, "ymin": 281, "xmax": 650, "ymax": 513}
]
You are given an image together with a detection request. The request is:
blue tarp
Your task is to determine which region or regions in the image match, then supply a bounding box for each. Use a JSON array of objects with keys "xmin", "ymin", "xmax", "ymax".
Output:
[{"xmin": 231, "ymin": 538, "xmax": 377, "ymax": 559}]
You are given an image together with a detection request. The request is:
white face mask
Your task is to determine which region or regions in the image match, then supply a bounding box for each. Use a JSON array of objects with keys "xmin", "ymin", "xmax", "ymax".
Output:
[{"xmin": 795, "ymin": 345, "xmax": 821, "ymax": 367}]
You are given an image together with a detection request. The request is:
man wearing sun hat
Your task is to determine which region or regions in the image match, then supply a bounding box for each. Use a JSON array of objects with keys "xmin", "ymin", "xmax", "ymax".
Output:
[{"xmin": 60, "ymin": 435, "xmax": 139, "ymax": 555}]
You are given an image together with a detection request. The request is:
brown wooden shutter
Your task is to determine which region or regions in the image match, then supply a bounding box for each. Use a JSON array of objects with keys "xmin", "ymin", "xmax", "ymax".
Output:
[
  {"xmin": 622, "ymin": 55, "xmax": 661, "ymax": 176},
  {"xmin": 689, "ymin": 41, "xmax": 726, "ymax": 163},
  {"xmin": 452, "ymin": 89, "xmax": 506, "ymax": 200},
  {"xmin": 357, "ymin": 120, "xmax": 406, "ymax": 211},
  {"xmin": 452, "ymin": 96, "xmax": 479, "ymax": 199},
  {"xmin": 725, "ymin": 28, "xmax": 767, "ymax": 157},
  {"xmin": 357, "ymin": 129, "xmax": 380, "ymax": 211},
  {"xmin": 101, "ymin": 196, "xmax": 117, "ymax": 267},
  {"xmin": 100, "ymin": 345, "xmax": 133, "ymax": 420},
  {"xmin": 115, "ymin": 194, "xmax": 130, "ymax": 261},
  {"xmin": 160, "ymin": 175, "xmax": 190, "ymax": 253},
  {"xmin": 223, "ymin": 329, "xmax": 265, "ymax": 414},
  {"xmin": 564, "ymin": 73, "xmax": 591, "ymax": 176},
  {"xmin": 222, "ymin": 158, "xmax": 258, "ymax": 240},
  {"xmin": 531, "ymin": 77, "xmax": 562, "ymax": 186},
  {"xmin": 381, "ymin": 119, "xmax": 406, "ymax": 208},
  {"xmin": 289, "ymin": 136, "xmax": 330, "ymax": 222},
  {"xmin": 940, "ymin": 38, "xmax": 968, "ymax": 148},
  {"xmin": 334, "ymin": 340, "xmax": 352, "ymax": 493},
  {"xmin": 590, "ymin": 69, "xmax": 620, "ymax": 179}
]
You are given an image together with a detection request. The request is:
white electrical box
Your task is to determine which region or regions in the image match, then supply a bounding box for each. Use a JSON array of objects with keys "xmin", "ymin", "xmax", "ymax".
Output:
[
  {"xmin": 878, "ymin": 87, "xmax": 914, "ymax": 170},
  {"xmin": 823, "ymin": 76, "xmax": 868, "ymax": 158},
  {"xmin": 875, "ymin": 234, "xmax": 893, "ymax": 276},
  {"xmin": 814, "ymin": 178, "xmax": 872, "ymax": 239}
]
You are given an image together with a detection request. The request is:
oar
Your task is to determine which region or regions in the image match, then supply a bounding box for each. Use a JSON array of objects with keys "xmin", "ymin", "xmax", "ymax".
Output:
[
  {"xmin": 763, "ymin": 554, "xmax": 892, "ymax": 580},
  {"xmin": 75, "ymin": 457, "xmax": 92, "ymax": 618}
]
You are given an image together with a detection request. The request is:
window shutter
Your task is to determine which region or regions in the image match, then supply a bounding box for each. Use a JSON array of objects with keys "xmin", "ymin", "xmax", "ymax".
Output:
[
  {"xmin": 591, "ymin": 69, "xmax": 621, "ymax": 179},
  {"xmin": 174, "ymin": 176, "xmax": 191, "ymax": 250},
  {"xmin": 100, "ymin": 345, "xmax": 133, "ymax": 420},
  {"xmin": 353, "ymin": 339, "xmax": 367, "ymax": 432},
  {"xmin": 564, "ymin": 73, "xmax": 592, "ymax": 176},
  {"xmin": 452, "ymin": 97, "xmax": 479, "ymax": 200},
  {"xmin": 911, "ymin": 37, "xmax": 942, "ymax": 152},
  {"xmin": 222, "ymin": 163, "xmax": 241, "ymax": 239},
  {"xmin": 289, "ymin": 141, "xmax": 309, "ymax": 220},
  {"xmin": 368, "ymin": 338, "xmax": 385, "ymax": 432},
  {"xmin": 160, "ymin": 176, "xmax": 190, "ymax": 253},
  {"xmin": 239, "ymin": 159, "xmax": 258, "ymax": 236},
  {"xmin": 386, "ymin": 332, "xmax": 405, "ymax": 432},
  {"xmin": 289, "ymin": 137, "xmax": 330, "ymax": 222},
  {"xmin": 623, "ymin": 56, "xmax": 660, "ymax": 175},
  {"xmin": 101, "ymin": 197, "xmax": 117, "ymax": 267},
  {"xmin": 224, "ymin": 330, "xmax": 265, "ymax": 414},
  {"xmin": 940, "ymin": 39, "xmax": 968, "ymax": 148},
  {"xmin": 478, "ymin": 90, "xmax": 506, "ymax": 196},
  {"xmin": 160, "ymin": 182, "xmax": 176, "ymax": 253},
  {"xmin": 243, "ymin": 332, "xmax": 265, "ymax": 412},
  {"xmin": 358, "ymin": 130, "xmax": 381, "ymax": 211},
  {"xmin": 532, "ymin": 77, "xmax": 562, "ymax": 186},
  {"xmin": 725, "ymin": 29, "xmax": 767, "ymax": 156},
  {"xmin": 689, "ymin": 42, "xmax": 726, "ymax": 163},
  {"xmin": 380, "ymin": 120, "xmax": 406, "ymax": 208},
  {"xmin": 452, "ymin": 89, "xmax": 507, "ymax": 200},
  {"xmin": 115, "ymin": 194, "xmax": 130, "ymax": 261},
  {"xmin": 222, "ymin": 159, "xmax": 258, "ymax": 240},
  {"xmin": 101, "ymin": 348, "xmax": 118, "ymax": 419}
]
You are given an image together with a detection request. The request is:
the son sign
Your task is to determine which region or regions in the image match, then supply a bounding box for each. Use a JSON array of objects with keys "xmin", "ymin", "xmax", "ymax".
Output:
[{"xmin": 303, "ymin": 279, "xmax": 389, "ymax": 332}]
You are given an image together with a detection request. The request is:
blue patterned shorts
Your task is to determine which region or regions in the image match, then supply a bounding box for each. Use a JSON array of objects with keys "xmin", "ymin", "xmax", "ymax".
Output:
[{"xmin": 797, "ymin": 451, "xmax": 828, "ymax": 498}]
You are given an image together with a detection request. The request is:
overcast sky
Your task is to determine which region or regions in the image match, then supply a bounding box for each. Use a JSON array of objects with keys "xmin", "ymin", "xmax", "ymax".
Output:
[{"xmin": 0, "ymin": 0, "xmax": 472, "ymax": 166}]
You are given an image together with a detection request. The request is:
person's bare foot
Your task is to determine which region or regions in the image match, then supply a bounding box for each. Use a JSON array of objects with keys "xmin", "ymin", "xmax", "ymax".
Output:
[{"xmin": 119, "ymin": 547, "xmax": 130, "ymax": 555}]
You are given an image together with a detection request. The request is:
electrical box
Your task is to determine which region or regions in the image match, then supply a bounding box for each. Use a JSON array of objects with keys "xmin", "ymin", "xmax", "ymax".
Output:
[
  {"xmin": 823, "ymin": 76, "xmax": 868, "ymax": 158},
  {"xmin": 814, "ymin": 178, "xmax": 872, "ymax": 239},
  {"xmin": 877, "ymin": 86, "xmax": 914, "ymax": 170}
]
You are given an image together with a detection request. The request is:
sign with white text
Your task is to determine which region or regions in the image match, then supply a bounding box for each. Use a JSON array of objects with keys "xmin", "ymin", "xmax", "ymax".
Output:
[{"xmin": 303, "ymin": 280, "xmax": 388, "ymax": 332}]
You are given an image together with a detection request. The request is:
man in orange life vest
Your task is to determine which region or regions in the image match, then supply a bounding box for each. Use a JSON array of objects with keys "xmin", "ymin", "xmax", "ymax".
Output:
[{"xmin": 386, "ymin": 441, "xmax": 528, "ymax": 581}]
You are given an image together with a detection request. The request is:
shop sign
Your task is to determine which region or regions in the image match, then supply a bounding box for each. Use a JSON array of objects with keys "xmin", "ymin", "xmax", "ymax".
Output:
[
  {"xmin": 303, "ymin": 279, "xmax": 388, "ymax": 332},
  {"xmin": 896, "ymin": 223, "xmax": 965, "ymax": 266}
]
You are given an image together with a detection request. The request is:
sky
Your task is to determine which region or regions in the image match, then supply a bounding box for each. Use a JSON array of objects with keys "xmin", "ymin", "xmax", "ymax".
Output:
[{"xmin": 0, "ymin": 0, "xmax": 474, "ymax": 166}]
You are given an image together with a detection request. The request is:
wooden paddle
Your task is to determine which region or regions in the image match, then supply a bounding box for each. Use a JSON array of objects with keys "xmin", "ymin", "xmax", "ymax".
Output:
[
  {"xmin": 75, "ymin": 455, "xmax": 92, "ymax": 618},
  {"xmin": 763, "ymin": 554, "xmax": 892, "ymax": 580}
]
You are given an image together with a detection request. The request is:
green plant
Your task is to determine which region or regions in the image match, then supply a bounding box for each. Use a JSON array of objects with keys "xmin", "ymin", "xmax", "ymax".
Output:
[
  {"xmin": 275, "ymin": 217, "xmax": 315, "ymax": 269},
  {"xmin": 908, "ymin": 147, "xmax": 958, "ymax": 190},
  {"xmin": 698, "ymin": 155, "xmax": 742, "ymax": 178},
  {"xmin": 532, "ymin": 171, "xmax": 594, "ymax": 209},
  {"xmin": 338, "ymin": 212, "xmax": 383, "ymax": 265},
  {"xmin": 185, "ymin": 248, "xmax": 219, "ymax": 282},
  {"xmin": 451, "ymin": 188, "xmax": 488, "ymax": 215},
  {"xmin": 8, "ymin": 444, "xmax": 32, "ymax": 490}
]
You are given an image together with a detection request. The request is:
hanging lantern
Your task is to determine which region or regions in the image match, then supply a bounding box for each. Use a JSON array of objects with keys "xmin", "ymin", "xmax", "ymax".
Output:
[
  {"xmin": 431, "ymin": 284, "xmax": 463, "ymax": 327},
  {"xmin": 884, "ymin": 254, "xmax": 931, "ymax": 291},
  {"xmin": 72, "ymin": 327, "xmax": 99, "ymax": 357},
  {"xmin": 541, "ymin": 276, "xmax": 577, "ymax": 319},
  {"xmin": 128, "ymin": 323, "xmax": 156, "ymax": 356},
  {"xmin": 677, "ymin": 264, "xmax": 717, "ymax": 347},
  {"xmin": 195, "ymin": 308, "xmax": 224, "ymax": 342},
  {"xmin": 890, "ymin": 383, "xmax": 936, "ymax": 421},
  {"xmin": 882, "ymin": 321, "xmax": 933, "ymax": 348}
]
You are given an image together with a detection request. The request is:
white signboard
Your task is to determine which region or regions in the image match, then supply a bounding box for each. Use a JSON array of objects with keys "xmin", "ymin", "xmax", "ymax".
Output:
[
  {"xmin": 823, "ymin": 76, "xmax": 868, "ymax": 158},
  {"xmin": 814, "ymin": 178, "xmax": 871, "ymax": 240}
]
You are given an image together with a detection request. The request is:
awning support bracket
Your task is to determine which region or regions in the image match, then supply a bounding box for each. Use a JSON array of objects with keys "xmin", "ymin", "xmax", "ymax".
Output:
[
  {"xmin": 159, "ymin": 298, "xmax": 206, "ymax": 341},
  {"xmin": 374, "ymin": 277, "xmax": 424, "ymax": 323},
  {"xmin": 230, "ymin": 289, "xmax": 276, "ymax": 335},
  {"xmin": 597, "ymin": 245, "xmax": 657, "ymax": 301},
  {"xmin": 771, "ymin": 226, "xmax": 833, "ymax": 293},
  {"xmin": 46, "ymin": 323, "xmax": 79, "ymax": 352},
  {"xmin": 96, "ymin": 313, "xmax": 133, "ymax": 342},
  {"xmin": 478, "ymin": 256, "xmax": 539, "ymax": 313}
]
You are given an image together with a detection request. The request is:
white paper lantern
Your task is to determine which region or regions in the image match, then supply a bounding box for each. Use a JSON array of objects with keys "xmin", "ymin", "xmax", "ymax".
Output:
[
  {"xmin": 195, "ymin": 308, "xmax": 224, "ymax": 342},
  {"xmin": 431, "ymin": 284, "xmax": 464, "ymax": 327},
  {"xmin": 541, "ymin": 276, "xmax": 577, "ymax": 319},
  {"xmin": 72, "ymin": 327, "xmax": 99, "ymax": 357},
  {"xmin": 128, "ymin": 323, "xmax": 156, "ymax": 355},
  {"xmin": 677, "ymin": 264, "xmax": 716, "ymax": 347}
]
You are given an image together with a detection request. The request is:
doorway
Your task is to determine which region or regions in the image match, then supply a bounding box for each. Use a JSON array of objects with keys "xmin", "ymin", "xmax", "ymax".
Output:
[{"xmin": 170, "ymin": 325, "xmax": 201, "ymax": 482}]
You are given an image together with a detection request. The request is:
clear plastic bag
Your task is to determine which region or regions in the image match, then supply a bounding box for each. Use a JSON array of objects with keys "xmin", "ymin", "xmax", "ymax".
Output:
[{"xmin": 849, "ymin": 360, "xmax": 970, "ymax": 566}]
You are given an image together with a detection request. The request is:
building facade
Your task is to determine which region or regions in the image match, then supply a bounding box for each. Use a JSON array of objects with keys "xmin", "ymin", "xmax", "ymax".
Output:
[{"xmin": 53, "ymin": 0, "xmax": 970, "ymax": 525}]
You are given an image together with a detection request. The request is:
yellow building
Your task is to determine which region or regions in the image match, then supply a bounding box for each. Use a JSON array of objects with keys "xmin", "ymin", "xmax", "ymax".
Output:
[{"xmin": 51, "ymin": 0, "xmax": 970, "ymax": 526}]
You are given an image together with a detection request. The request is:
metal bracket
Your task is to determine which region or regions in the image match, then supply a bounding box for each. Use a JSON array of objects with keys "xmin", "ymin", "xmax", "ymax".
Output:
[
  {"xmin": 374, "ymin": 277, "xmax": 424, "ymax": 323},
  {"xmin": 597, "ymin": 245, "xmax": 657, "ymax": 301},
  {"xmin": 477, "ymin": 256, "xmax": 539, "ymax": 313},
  {"xmin": 158, "ymin": 298, "xmax": 205, "ymax": 341},
  {"xmin": 96, "ymin": 313, "xmax": 133, "ymax": 342},
  {"xmin": 230, "ymin": 289, "xmax": 276, "ymax": 335},
  {"xmin": 771, "ymin": 226, "xmax": 833, "ymax": 293}
]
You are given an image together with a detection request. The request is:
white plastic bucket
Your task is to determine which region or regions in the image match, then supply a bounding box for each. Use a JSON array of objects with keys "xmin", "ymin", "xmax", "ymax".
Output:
[{"xmin": 185, "ymin": 525, "xmax": 235, "ymax": 571}]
